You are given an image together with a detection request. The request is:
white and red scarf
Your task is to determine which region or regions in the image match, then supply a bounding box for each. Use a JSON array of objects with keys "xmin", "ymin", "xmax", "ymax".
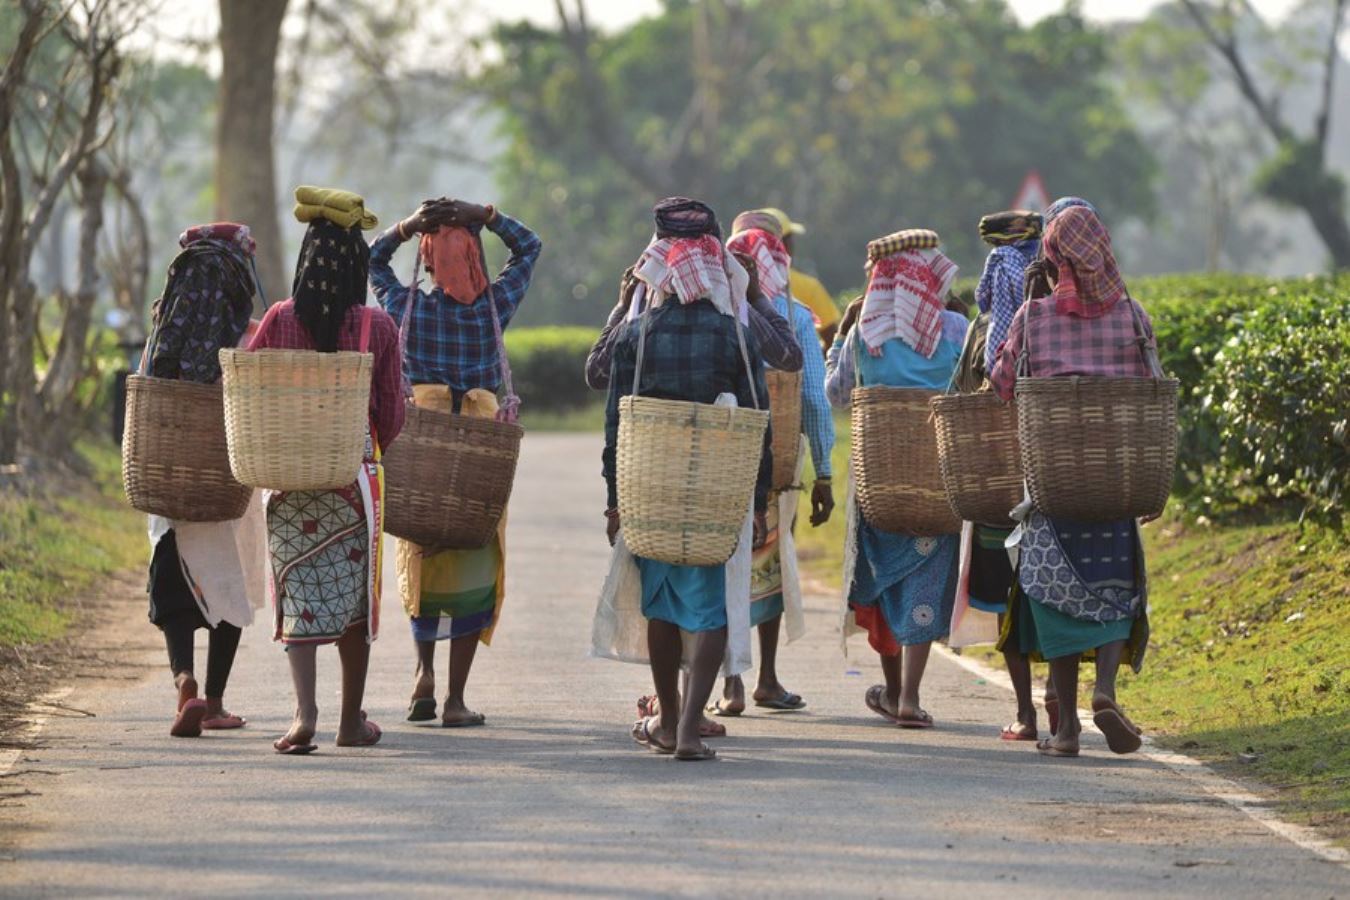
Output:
[
  {"xmin": 629, "ymin": 234, "xmax": 750, "ymax": 321},
  {"xmin": 858, "ymin": 248, "xmax": 958, "ymax": 358},
  {"xmin": 726, "ymin": 227, "xmax": 790, "ymax": 303}
]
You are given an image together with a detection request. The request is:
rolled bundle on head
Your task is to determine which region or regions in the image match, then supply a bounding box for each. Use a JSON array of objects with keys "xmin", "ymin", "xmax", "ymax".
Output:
[
  {"xmin": 727, "ymin": 209, "xmax": 791, "ymax": 303},
  {"xmin": 978, "ymin": 210, "xmax": 1042, "ymax": 246},
  {"xmin": 293, "ymin": 185, "xmax": 379, "ymax": 231},
  {"xmin": 858, "ymin": 229, "xmax": 958, "ymax": 359},
  {"xmin": 629, "ymin": 196, "xmax": 749, "ymax": 321},
  {"xmin": 1042, "ymin": 205, "xmax": 1125, "ymax": 319},
  {"xmin": 865, "ymin": 228, "xmax": 940, "ymax": 266}
]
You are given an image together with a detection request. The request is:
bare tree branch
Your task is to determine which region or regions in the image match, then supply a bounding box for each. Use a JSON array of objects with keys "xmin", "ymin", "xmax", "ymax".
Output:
[{"xmin": 1178, "ymin": 0, "xmax": 1292, "ymax": 144}]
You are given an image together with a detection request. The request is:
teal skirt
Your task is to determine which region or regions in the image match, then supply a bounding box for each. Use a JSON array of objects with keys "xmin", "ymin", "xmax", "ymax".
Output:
[{"xmin": 637, "ymin": 557, "xmax": 727, "ymax": 633}]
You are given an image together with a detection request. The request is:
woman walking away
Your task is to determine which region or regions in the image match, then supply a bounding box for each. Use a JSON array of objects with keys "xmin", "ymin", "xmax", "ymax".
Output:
[
  {"xmin": 715, "ymin": 208, "xmax": 835, "ymax": 717},
  {"xmin": 989, "ymin": 204, "xmax": 1151, "ymax": 758},
  {"xmin": 599, "ymin": 197, "xmax": 772, "ymax": 761},
  {"xmin": 251, "ymin": 200, "xmax": 405, "ymax": 754},
  {"xmin": 968, "ymin": 209, "xmax": 1049, "ymax": 742},
  {"xmin": 825, "ymin": 229, "xmax": 966, "ymax": 729},
  {"xmin": 370, "ymin": 197, "xmax": 542, "ymax": 728},
  {"xmin": 144, "ymin": 222, "xmax": 266, "ymax": 738}
]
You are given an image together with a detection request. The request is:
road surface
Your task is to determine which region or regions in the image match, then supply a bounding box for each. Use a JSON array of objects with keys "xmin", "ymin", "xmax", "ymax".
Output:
[{"xmin": 1, "ymin": 434, "xmax": 1345, "ymax": 897}]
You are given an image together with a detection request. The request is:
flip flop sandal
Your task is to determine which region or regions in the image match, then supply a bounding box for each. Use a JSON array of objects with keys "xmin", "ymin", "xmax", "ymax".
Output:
[
  {"xmin": 1000, "ymin": 725, "xmax": 1038, "ymax": 742},
  {"xmin": 755, "ymin": 691, "xmax": 806, "ymax": 711},
  {"xmin": 1036, "ymin": 737, "xmax": 1079, "ymax": 758},
  {"xmin": 273, "ymin": 736, "xmax": 317, "ymax": 755},
  {"xmin": 201, "ymin": 713, "xmax": 247, "ymax": 730},
  {"xmin": 636, "ymin": 695, "xmax": 657, "ymax": 719},
  {"xmin": 407, "ymin": 697, "xmax": 438, "ymax": 722},
  {"xmin": 896, "ymin": 712, "xmax": 934, "ymax": 729},
  {"xmin": 339, "ymin": 720, "xmax": 383, "ymax": 747},
  {"xmin": 864, "ymin": 685, "xmax": 902, "ymax": 724},
  {"xmin": 170, "ymin": 699, "xmax": 208, "ymax": 738},
  {"xmin": 674, "ymin": 743, "xmax": 717, "ymax": 762},
  {"xmin": 441, "ymin": 712, "xmax": 486, "ymax": 728},
  {"xmin": 1092, "ymin": 707, "xmax": 1143, "ymax": 755},
  {"xmin": 630, "ymin": 717, "xmax": 674, "ymax": 755},
  {"xmin": 707, "ymin": 699, "xmax": 744, "ymax": 718},
  {"xmin": 700, "ymin": 719, "xmax": 727, "ymax": 738}
]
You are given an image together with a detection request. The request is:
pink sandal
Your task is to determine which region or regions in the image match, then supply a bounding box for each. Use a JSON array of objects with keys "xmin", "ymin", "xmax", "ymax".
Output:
[
  {"xmin": 202, "ymin": 713, "xmax": 247, "ymax": 730},
  {"xmin": 170, "ymin": 699, "xmax": 208, "ymax": 738}
]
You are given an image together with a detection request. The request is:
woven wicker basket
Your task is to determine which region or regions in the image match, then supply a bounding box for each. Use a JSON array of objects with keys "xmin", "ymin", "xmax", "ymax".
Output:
[
  {"xmin": 931, "ymin": 392, "xmax": 1023, "ymax": 527},
  {"xmin": 219, "ymin": 348, "xmax": 373, "ymax": 491},
  {"xmin": 617, "ymin": 396, "xmax": 770, "ymax": 566},
  {"xmin": 765, "ymin": 368, "xmax": 803, "ymax": 491},
  {"xmin": 851, "ymin": 386, "xmax": 961, "ymax": 536},
  {"xmin": 121, "ymin": 376, "xmax": 252, "ymax": 521},
  {"xmin": 1015, "ymin": 375, "xmax": 1179, "ymax": 522},
  {"xmin": 382, "ymin": 405, "xmax": 523, "ymax": 549}
]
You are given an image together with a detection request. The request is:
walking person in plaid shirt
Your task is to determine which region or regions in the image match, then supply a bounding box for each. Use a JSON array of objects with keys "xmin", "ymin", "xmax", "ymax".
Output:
[
  {"xmin": 598, "ymin": 197, "xmax": 772, "ymax": 761},
  {"xmin": 989, "ymin": 203, "xmax": 1153, "ymax": 759},
  {"xmin": 369, "ymin": 198, "xmax": 542, "ymax": 728}
]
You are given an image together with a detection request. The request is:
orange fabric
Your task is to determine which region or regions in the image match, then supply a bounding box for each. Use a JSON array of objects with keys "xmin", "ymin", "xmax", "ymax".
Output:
[{"xmin": 419, "ymin": 226, "xmax": 489, "ymax": 305}]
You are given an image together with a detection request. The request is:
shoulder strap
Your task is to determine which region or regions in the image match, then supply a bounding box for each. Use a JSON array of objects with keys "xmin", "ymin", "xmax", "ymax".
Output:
[
  {"xmin": 1125, "ymin": 298, "xmax": 1164, "ymax": 378},
  {"xmin": 358, "ymin": 304, "xmax": 374, "ymax": 354}
]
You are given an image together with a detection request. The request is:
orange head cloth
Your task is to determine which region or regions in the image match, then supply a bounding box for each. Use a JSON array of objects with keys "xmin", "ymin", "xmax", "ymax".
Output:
[{"xmin": 419, "ymin": 225, "xmax": 489, "ymax": 305}]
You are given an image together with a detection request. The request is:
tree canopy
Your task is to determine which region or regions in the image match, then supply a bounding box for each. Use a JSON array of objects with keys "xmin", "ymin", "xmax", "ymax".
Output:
[{"xmin": 483, "ymin": 0, "xmax": 1155, "ymax": 325}]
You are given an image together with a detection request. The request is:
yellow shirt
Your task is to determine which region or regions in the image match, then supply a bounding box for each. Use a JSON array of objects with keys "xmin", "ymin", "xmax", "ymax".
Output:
[{"xmin": 788, "ymin": 269, "xmax": 840, "ymax": 327}]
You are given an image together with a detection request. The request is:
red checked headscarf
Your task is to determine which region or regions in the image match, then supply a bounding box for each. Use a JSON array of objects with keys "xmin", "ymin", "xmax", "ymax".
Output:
[
  {"xmin": 1042, "ymin": 205, "xmax": 1126, "ymax": 318},
  {"xmin": 858, "ymin": 245, "xmax": 958, "ymax": 358},
  {"xmin": 419, "ymin": 225, "xmax": 489, "ymax": 305},
  {"xmin": 726, "ymin": 227, "xmax": 791, "ymax": 302}
]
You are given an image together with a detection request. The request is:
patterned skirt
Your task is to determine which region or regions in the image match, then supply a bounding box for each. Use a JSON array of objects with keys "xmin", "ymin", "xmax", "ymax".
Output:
[
  {"xmin": 748, "ymin": 491, "xmax": 787, "ymax": 628},
  {"xmin": 266, "ymin": 461, "xmax": 383, "ymax": 645},
  {"xmin": 848, "ymin": 514, "xmax": 958, "ymax": 654}
]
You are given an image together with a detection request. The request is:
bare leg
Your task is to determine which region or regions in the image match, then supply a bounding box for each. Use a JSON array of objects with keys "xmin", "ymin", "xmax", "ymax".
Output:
[
  {"xmin": 1003, "ymin": 646, "xmax": 1037, "ymax": 735},
  {"xmin": 646, "ymin": 619, "xmax": 682, "ymax": 749},
  {"xmin": 1044, "ymin": 655, "xmax": 1081, "ymax": 754},
  {"xmin": 283, "ymin": 644, "xmax": 318, "ymax": 745},
  {"xmin": 1090, "ymin": 639, "xmax": 1142, "ymax": 752},
  {"xmin": 1091, "ymin": 640, "xmax": 1126, "ymax": 705},
  {"xmin": 679, "ymin": 627, "xmax": 728, "ymax": 756},
  {"xmin": 443, "ymin": 633, "xmax": 484, "ymax": 725},
  {"xmin": 335, "ymin": 625, "xmax": 374, "ymax": 744},
  {"xmin": 412, "ymin": 640, "xmax": 435, "ymax": 700},
  {"xmin": 898, "ymin": 641, "xmax": 932, "ymax": 721},
  {"xmin": 880, "ymin": 651, "xmax": 902, "ymax": 715},
  {"xmin": 752, "ymin": 613, "xmax": 787, "ymax": 702},
  {"xmin": 717, "ymin": 674, "xmax": 746, "ymax": 714}
]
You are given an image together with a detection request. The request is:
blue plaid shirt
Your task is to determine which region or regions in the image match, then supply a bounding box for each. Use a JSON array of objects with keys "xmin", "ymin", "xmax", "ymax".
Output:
[
  {"xmin": 774, "ymin": 294, "xmax": 834, "ymax": 479},
  {"xmin": 604, "ymin": 299, "xmax": 772, "ymax": 513},
  {"xmin": 369, "ymin": 213, "xmax": 542, "ymax": 391}
]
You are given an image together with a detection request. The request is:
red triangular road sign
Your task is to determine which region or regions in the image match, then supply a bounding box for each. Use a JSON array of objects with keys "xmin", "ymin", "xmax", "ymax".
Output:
[{"xmin": 1012, "ymin": 170, "xmax": 1049, "ymax": 213}]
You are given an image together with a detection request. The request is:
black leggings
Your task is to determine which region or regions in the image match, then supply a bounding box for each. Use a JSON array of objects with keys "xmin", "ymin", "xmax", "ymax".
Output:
[{"xmin": 163, "ymin": 616, "xmax": 242, "ymax": 699}]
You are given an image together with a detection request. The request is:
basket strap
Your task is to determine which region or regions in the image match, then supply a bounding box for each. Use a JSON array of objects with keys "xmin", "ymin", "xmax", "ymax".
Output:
[
  {"xmin": 1125, "ymin": 297, "xmax": 1165, "ymax": 379},
  {"xmin": 397, "ymin": 254, "xmax": 422, "ymax": 399},
  {"xmin": 723, "ymin": 250, "xmax": 761, "ymax": 410},
  {"xmin": 249, "ymin": 256, "xmax": 268, "ymax": 309},
  {"xmin": 477, "ymin": 239, "xmax": 520, "ymax": 424},
  {"xmin": 357, "ymin": 303, "xmax": 374, "ymax": 353}
]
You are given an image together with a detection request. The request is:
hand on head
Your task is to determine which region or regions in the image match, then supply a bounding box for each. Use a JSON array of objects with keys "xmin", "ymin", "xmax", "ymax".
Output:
[
  {"xmin": 402, "ymin": 198, "xmax": 493, "ymax": 235},
  {"xmin": 732, "ymin": 251, "xmax": 761, "ymax": 302},
  {"xmin": 839, "ymin": 294, "xmax": 865, "ymax": 337}
]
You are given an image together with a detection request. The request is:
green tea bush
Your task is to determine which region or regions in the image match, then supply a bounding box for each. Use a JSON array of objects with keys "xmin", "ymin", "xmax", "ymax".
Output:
[
  {"xmin": 503, "ymin": 325, "xmax": 600, "ymax": 411},
  {"xmin": 1198, "ymin": 290, "xmax": 1349, "ymax": 521}
]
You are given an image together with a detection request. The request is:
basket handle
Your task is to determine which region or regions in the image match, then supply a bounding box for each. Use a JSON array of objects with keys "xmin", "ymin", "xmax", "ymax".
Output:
[{"xmin": 1126, "ymin": 297, "xmax": 1166, "ymax": 379}]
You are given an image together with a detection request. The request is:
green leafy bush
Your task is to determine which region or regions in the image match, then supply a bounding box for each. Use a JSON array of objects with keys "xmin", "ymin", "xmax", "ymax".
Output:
[
  {"xmin": 503, "ymin": 325, "xmax": 600, "ymax": 412},
  {"xmin": 1198, "ymin": 291, "xmax": 1349, "ymax": 521}
]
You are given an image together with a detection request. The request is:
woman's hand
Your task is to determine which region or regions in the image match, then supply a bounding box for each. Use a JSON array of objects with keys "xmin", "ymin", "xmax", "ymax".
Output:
[
  {"xmin": 733, "ymin": 252, "xmax": 762, "ymax": 302},
  {"xmin": 838, "ymin": 294, "xmax": 865, "ymax": 337},
  {"xmin": 400, "ymin": 201, "xmax": 441, "ymax": 237},
  {"xmin": 618, "ymin": 266, "xmax": 640, "ymax": 313},
  {"xmin": 605, "ymin": 509, "xmax": 621, "ymax": 546},
  {"xmin": 810, "ymin": 479, "xmax": 835, "ymax": 526}
]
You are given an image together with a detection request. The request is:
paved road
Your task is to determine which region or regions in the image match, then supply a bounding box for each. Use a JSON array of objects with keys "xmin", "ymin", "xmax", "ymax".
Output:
[{"xmin": 1, "ymin": 434, "xmax": 1346, "ymax": 897}]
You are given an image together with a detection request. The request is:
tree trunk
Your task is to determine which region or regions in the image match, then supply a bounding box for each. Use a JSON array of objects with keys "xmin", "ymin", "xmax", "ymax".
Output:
[
  {"xmin": 1301, "ymin": 190, "xmax": 1350, "ymax": 269},
  {"xmin": 216, "ymin": 0, "xmax": 289, "ymax": 307}
]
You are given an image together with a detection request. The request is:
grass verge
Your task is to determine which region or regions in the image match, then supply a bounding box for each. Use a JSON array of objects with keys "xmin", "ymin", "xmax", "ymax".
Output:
[
  {"xmin": 795, "ymin": 414, "xmax": 1350, "ymax": 842},
  {"xmin": 0, "ymin": 440, "xmax": 146, "ymax": 648},
  {"xmin": 518, "ymin": 403, "xmax": 606, "ymax": 433}
]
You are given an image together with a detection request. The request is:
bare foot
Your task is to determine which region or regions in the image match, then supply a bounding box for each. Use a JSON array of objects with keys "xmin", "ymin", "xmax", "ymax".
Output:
[
  {"xmin": 336, "ymin": 717, "xmax": 382, "ymax": 747},
  {"xmin": 174, "ymin": 672, "xmax": 198, "ymax": 712},
  {"xmin": 710, "ymin": 676, "xmax": 745, "ymax": 716},
  {"xmin": 442, "ymin": 698, "xmax": 486, "ymax": 728},
  {"xmin": 644, "ymin": 697, "xmax": 725, "ymax": 737},
  {"xmin": 865, "ymin": 684, "xmax": 902, "ymax": 722}
]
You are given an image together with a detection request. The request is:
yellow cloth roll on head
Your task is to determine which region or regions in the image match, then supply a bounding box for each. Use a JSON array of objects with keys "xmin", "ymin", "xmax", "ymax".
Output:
[{"xmin": 293, "ymin": 185, "xmax": 380, "ymax": 230}]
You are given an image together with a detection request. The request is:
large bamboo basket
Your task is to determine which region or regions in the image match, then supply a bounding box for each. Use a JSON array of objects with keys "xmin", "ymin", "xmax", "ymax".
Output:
[
  {"xmin": 851, "ymin": 386, "xmax": 961, "ymax": 536},
  {"xmin": 219, "ymin": 348, "xmax": 373, "ymax": 491},
  {"xmin": 121, "ymin": 376, "xmax": 252, "ymax": 521},
  {"xmin": 1015, "ymin": 375, "xmax": 1179, "ymax": 522},
  {"xmin": 617, "ymin": 396, "xmax": 770, "ymax": 566},
  {"xmin": 382, "ymin": 405, "xmax": 523, "ymax": 549},
  {"xmin": 765, "ymin": 368, "xmax": 803, "ymax": 491},
  {"xmin": 931, "ymin": 392, "xmax": 1023, "ymax": 527}
]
